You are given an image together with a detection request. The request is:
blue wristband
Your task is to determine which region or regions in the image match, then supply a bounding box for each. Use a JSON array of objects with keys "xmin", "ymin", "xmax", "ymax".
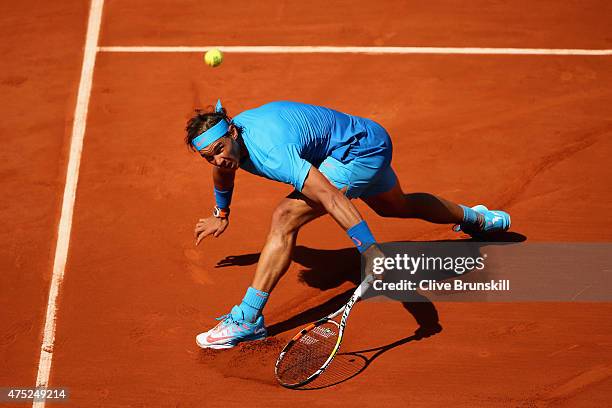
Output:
[
  {"xmin": 347, "ymin": 220, "xmax": 376, "ymax": 253},
  {"xmin": 214, "ymin": 187, "xmax": 233, "ymax": 209}
]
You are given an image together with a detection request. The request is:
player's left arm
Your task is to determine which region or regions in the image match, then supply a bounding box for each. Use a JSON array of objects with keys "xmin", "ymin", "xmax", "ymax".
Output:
[
  {"xmin": 301, "ymin": 167, "xmax": 384, "ymax": 274},
  {"xmin": 301, "ymin": 166, "xmax": 361, "ymax": 230}
]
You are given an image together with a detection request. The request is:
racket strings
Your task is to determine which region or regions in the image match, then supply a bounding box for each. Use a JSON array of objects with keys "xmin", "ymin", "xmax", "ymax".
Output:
[{"xmin": 276, "ymin": 322, "xmax": 340, "ymax": 386}]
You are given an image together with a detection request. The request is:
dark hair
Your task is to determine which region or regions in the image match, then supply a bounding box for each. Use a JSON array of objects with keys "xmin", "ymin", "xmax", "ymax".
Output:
[{"xmin": 184, "ymin": 106, "xmax": 233, "ymax": 152}]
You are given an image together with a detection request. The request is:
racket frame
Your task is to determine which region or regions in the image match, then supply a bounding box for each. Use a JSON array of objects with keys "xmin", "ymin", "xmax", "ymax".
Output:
[{"xmin": 275, "ymin": 275, "xmax": 373, "ymax": 388}]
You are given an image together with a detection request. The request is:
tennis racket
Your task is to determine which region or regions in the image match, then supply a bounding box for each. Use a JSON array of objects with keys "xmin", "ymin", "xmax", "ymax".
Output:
[{"xmin": 274, "ymin": 274, "xmax": 374, "ymax": 388}]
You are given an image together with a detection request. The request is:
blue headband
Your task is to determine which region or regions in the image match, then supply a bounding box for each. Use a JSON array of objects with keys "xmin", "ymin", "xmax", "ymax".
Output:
[{"xmin": 191, "ymin": 99, "xmax": 230, "ymax": 151}]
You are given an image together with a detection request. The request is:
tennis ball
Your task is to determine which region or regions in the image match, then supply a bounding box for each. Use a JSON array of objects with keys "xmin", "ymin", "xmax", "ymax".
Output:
[{"xmin": 204, "ymin": 49, "xmax": 223, "ymax": 67}]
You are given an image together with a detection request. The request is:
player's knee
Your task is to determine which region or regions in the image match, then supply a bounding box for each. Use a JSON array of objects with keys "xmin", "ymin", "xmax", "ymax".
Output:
[{"xmin": 270, "ymin": 203, "xmax": 301, "ymax": 235}]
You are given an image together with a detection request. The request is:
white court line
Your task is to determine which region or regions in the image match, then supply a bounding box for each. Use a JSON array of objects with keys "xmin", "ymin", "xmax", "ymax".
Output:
[
  {"xmin": 98, "ymin": 45, "xmax": 612, "ymax": 56},
  {"xmin": 33, "ymin": 0, "xmax": 104, "ymax": 406}
]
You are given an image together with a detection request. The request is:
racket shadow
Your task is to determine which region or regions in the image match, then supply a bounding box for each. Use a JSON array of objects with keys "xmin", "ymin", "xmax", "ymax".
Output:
[{"xmin": 295, "ymin": 334, "xmax": 425, "ymax": 390}]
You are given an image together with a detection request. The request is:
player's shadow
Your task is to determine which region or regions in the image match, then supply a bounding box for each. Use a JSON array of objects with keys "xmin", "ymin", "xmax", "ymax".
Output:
[
  {"xmin": 274, "ymin": 245, "xmax": 451, "ymax": 338},
  {"xmin": 216, "ymin": 230, "xmax": 526, "ymax": 339},
  {"xmin": 216, "ymin": 246, "xmax": 445, "ymax": 339},
  {"xmin": 215, "ymin": 232, "xmax": 525, "ymax": 386}
]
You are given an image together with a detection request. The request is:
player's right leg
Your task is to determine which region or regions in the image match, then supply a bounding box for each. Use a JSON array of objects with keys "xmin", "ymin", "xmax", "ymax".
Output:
[
  {"xmin": 196, "ymin": 192, "xmax": 325, "ymax": 349},
  {"xmin": 251, "ymin": 191, "xmax": 327, "ymax": 293}
]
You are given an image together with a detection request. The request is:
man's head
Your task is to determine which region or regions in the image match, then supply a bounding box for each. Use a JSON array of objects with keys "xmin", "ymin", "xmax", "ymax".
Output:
[{"xmin": 185, "ymin": 105, "xmax": 244, "ymax": 170}]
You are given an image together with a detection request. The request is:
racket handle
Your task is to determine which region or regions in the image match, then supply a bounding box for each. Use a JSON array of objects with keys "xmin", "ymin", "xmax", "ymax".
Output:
[
  {"xmin": 327, "ymin": 276, "xmax": 374, "ymax": 320},
  {"xmin": 354, "ymin": 274, "xmax": 374, "ymax": 300}
]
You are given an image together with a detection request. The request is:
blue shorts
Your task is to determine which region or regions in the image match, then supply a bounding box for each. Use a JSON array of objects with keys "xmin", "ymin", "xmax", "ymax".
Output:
[{"xmin": 318, "ymin": 121, "xmax": 397, "ymax": 199}]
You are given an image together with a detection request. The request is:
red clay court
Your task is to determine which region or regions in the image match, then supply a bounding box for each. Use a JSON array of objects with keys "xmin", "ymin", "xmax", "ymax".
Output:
[{"xmin": 1, "ymin": 1, "xmax": 611, "ymax": 406}]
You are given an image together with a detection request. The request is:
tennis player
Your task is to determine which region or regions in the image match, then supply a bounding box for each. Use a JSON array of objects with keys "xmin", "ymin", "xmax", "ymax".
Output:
[{"xmin": 187, "ymin": 100, "xmax": 510, "ymax": 349}]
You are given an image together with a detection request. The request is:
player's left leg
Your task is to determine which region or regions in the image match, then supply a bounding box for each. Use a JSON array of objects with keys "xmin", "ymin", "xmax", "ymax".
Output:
[
  {"xmin": 347, "ymin": 121, "xmax": 507, "ymax": 232},
  {"xmin": 362, "ymin": 179, "xmax": 464, "ymax": 223},
  {"xmin": 361, "ymin": 168, "xmax": 510, "ymax": 234}
]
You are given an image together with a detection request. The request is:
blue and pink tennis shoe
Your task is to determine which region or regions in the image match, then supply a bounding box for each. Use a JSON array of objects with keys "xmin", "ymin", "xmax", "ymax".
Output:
[
  {"xmin": 453, "ymin": 204, "xmax": 511, "ymax": 237},
  {"xmin": 196, "ymin": 305, "xmax": 267, "ymax": 349}
]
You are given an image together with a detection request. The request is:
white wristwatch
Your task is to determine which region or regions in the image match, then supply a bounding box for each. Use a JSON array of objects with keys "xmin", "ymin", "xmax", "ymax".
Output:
[{"xmin": 213, "ymin": 206, "xmax": 230, "ymax": 219}]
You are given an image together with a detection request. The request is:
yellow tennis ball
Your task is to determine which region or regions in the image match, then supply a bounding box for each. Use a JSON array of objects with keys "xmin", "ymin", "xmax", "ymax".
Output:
[{"xmin": 204, "ymin": 49, "xmax": 223, "ymax": 67}]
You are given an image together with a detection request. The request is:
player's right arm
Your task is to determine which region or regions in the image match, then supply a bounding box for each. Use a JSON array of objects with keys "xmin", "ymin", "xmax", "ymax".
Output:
[
  {"xmin": 194, "ymin": 167, "xmax": 235, "ymax": 246},
  {"xmin": 212, "ymin": 166, "xmax": 235, "ymax": 192}
]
